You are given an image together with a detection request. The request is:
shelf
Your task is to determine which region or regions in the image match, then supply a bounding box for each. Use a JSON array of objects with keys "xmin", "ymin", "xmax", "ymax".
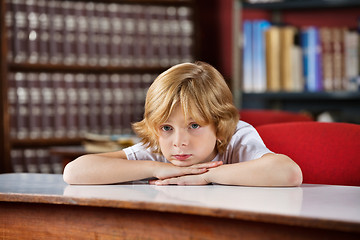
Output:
[
  {"xmin": 9, "ymin": 63, "xmax": 168, "ymax": 74},
  {"xmin": 101, "ymin": 0, "xmax": 194, "ymax": 6},
  {"xmin": 242, "ymin": 0, "xmax": 360, "ymax": 10},
  {"xmin": 242, "ymin": 91, "xmax": 360, "ymax": 100},
  {"xmin": 242, "ymin": 92, "xmax": 360, "ymax": 121},
  {"xmin": 11, "ymin": 137, "xmax": 84, "ymax": 148}
]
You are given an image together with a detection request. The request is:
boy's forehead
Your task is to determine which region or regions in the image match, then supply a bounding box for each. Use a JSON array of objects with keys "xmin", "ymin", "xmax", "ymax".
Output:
[{"xmin": 165, "ymin": 104, "xmax": 207, "ymax": 124}]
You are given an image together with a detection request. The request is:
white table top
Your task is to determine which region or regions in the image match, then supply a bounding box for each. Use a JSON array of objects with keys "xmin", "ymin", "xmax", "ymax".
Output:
[{"xmin": 1, "ymin": 173, "xmax": 360, "ymax": 227}]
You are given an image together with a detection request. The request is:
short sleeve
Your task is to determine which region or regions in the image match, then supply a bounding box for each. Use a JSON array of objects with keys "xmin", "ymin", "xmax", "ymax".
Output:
[{"xmin": 221, "ymin": 121, "xmax": 273, "ymax": 164}]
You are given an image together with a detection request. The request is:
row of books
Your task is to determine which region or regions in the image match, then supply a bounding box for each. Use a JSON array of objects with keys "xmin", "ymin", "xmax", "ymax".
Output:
[
  {"xmin": 8, "ymin": 72, "xmax": 157, "ymax": 140},
  {"xmin": 11, "ymin": 148, "xmax": 62, "ymax": 174},
  {"xmin": 5, "ymin": 0, "xmax": 194, "ymax": 67},
  {"xmin": 242, "ymin": 20, "xmax": 360, "ymax": 92}
]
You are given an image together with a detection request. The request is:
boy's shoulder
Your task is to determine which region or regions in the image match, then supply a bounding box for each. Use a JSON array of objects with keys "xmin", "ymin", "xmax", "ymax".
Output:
[
  {"xmin": 231, "ymin": 120, "xmax": 260, "ymax": 143},
  {"xmin": 235, "ymin": 120, "xmax": 255, "ymax": 132}
]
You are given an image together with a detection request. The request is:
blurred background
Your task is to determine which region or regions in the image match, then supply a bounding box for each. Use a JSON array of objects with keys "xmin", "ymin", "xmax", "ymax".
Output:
[{"xmin": 0, "ymin": 0, "xmax": 359, "ymax": 174}]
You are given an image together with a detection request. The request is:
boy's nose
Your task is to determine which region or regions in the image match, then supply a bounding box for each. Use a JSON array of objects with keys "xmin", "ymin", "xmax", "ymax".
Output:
[{"xmin": 173, "ymin": 129, "xmax": 189, "ymax": 147}]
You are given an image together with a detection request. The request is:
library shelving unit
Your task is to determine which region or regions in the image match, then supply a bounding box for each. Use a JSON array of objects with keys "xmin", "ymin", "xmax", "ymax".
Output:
[
  {"xmin": 232, "ymin": 0, "xmax": 360, "ymax": 121},
  {"xmin": 0, "ymin": 0, "xmax": 198, "ymax": 173}
]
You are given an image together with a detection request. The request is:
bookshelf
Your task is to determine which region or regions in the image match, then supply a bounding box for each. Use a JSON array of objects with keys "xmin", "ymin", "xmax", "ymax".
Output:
[
  {"xmin": 0, "ymin": 0, "xmax": 198, "ymax": 173},
  {"xmin": 232, "ymin": 0, "xmax": 360, "ymax": 121}
]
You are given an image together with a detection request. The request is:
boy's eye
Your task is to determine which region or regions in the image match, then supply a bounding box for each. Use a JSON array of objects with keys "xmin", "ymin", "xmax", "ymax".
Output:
[
  {"xmin": 161, "ymin": 125, "xmax": 172, "ymax": 131},
  {"xmin": 190, "ymin": 123, "xmax": 200, "ymax": 129}
]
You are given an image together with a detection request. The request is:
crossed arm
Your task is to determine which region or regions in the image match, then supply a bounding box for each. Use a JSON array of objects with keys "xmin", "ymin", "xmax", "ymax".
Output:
[{"xmin": 63, "ymin": 151, "xmax": 302, "ymax": 187}]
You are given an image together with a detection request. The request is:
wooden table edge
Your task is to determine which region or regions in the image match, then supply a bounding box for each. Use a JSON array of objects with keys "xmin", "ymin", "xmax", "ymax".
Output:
[{"xmin": 1, "ymin": 192, "xmax": 359, "ymax": 234}]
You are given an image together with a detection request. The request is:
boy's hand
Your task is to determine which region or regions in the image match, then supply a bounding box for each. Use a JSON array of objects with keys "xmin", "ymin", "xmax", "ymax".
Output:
[
  {"xmin": 150, "ymin": 174, "xmax": 209, "ymax": 185},
  {"xmin": 153, "ymin": 161, "xmax": 223, "ymax": 181}
]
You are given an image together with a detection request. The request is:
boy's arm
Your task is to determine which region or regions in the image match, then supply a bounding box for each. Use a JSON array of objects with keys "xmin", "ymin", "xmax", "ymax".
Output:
[
  {"xmin": 154, "ymin": 153, "xmax": 302, "ymax": 187},
  {"xmin": 63, "ymin": 150, "xmax": 222, "ymax": 185},
  {"xmin": 204, "ymin": 153, "xmax": 302, "ymax": 186}
]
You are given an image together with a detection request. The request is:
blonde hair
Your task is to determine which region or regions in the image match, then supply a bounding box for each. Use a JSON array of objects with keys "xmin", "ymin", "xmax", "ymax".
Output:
[{"xmin": 132, "ymin": 61, "xmax": 239, "ymax": 154}]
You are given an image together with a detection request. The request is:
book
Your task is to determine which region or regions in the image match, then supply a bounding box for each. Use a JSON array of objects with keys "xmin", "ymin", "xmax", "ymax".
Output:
[
  {"xmin": 64, "ymin": 73, "xmax": 78, "ymax": 138},
  {"xmin": 52, "ymin": 73, "xmax": 67, "ymax": 138},
  {"xmin": 86, "ymin": 74, "xmax": 100, "ymax": 133},
  {"xmin": 95, "ymin": 2, "xmax": 110, "ymax": 67},
  {"xmin": 108, "ymin": 3, "xmax": 121, "ymax": 66},
  {"xmin": 85, "ymin": 2, "xmax": 98, "ymax": 66},
  {"xmin": 109, "ymin": 74, "xmax": 123, "ymax": 134},
  {"xmin": 344, "ymin": 30, "xmax": 359, "ymax": 91},
  {"xmin": 252, "ymin": 20, "xmax": 271, "ymax": 92},
  {"xmin": 280, "ymin": 26, "xmax": 297, "ymax": 92},
  {"xmin": 319, "ymin": 27, "xmax": 334, "ymax": 91},
  {"xmin": 48, "ymin": 0, "xmax": 64, "ymax": 64},
  {"xmin": 26, "ymin": 0, "xmax": 39, "ymax": 64},
  {"xmin": 177, "ymin": 6, "xmax": 194, "ymax": 63},
  {"xmin": 14, "ymin": 72, "xmax": 29, "ymax": 139},
  {"xmin": 10, "ymin": 149, "xmax": 25, "ymax": 173},
  {"xmin": 27, "ymin": 72, "xmax": 42, "ymax": 139},
  {"xmin": 62, "ymin": 1, "xmax": 77, "ymax": 65},
  {"xmin": 37, "ymin": 0, "xmax": 49, "ymax": 64},
  {"xmin": 301, "ymin": 27, "xmax": 323, "ymax": 92},
  {"xmin": 74, "ymin": 73, "xmax": 89, "ymax": 136},
  {"xmin": 8, "ymin": 72, "xmax": 17, "ymax": 139},
  {"xmin": 98, "ymin": 74, "xmax": 112, "ymax": 135},
  {"xmin": 74, "ymin": 1, "xmax": 88, "ymax": 66},
  {"xmin": 39, "ymin": 73, "xmax": 54, "ymax": 138},
  {"xmin": 242, "ymin": 20, "xmax": 253, "ymax": 92},
  {"xmin": 24, "ymin": 148, "xmax": 38, "ymax": 173},
  {"xmin": 291, "ymin": 45, "xmax": 305, "ymax": 92},
  {"xmin": 265, "ymin": 26, "xmax": 281, "ymax": 92},
  {"xmin": 120, "ymin": 74, "xmax": 133, "ymax": 134},
  {"xmin": 12, "ymin": 0, "xmax": 28, "ymax": 63},
  {"xmin": 5, "ymin": 0, "xmax": 13, "ymax": 62},
  {"xmin": 332, "ymin": 27, "xmax": 345, "ymax": 91},
  {"xmin": 36, "ymin": 148, "xmax": 52, "ymax": 173}
]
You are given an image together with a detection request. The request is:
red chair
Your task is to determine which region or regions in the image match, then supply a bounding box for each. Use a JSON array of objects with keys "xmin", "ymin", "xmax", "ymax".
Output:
[
  {"xmin": 240, "ymin": 109, "xmax": 313, "ymax": 127},
  {"xmin": 256, "ymin": 122, "xmax": 360, "ymax": 186}
]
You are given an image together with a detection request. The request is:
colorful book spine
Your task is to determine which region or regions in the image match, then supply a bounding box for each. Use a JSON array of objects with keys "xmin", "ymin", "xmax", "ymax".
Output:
[
  {"xmin": 301, "ymin": 27, "xmax": 323, "ymax": 92},
  {"xmin": 242, "ymin": 20, "xmax": 253, "ymax": 92},
  {"xmin": 252, "ymin": 20, "xmax": 271, "ymax": 92},
  {"xmin": 265, "ymin": 26, "xmax": 281, "ymax": 92}
]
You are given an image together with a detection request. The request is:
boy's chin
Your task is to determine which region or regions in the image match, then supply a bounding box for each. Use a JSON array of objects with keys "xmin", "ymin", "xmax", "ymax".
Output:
[{"xmin": 169, "ymin": 160, "xmax": 195, "ymax": 167}]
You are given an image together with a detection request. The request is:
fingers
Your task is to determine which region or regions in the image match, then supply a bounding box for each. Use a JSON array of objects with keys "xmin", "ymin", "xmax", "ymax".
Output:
[
  {"xmin": 192, "ymin": 161, "xmax": 223, "ymax": 169},
  {"xmin": 153, "ymin": 178, "xmax": 189, "ymax": 186},
  {"xmin": 184, "ymin": 167, "xmax": 207, "ymax": 175},
  {"xmin": 153, "ymin": 175, "xmax": 209, "ymax": 186}
]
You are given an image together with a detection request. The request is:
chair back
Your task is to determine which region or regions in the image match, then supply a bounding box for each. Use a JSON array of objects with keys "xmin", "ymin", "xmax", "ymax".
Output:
[
  {"xmin": 256, "ymin": 122, "xmax": 360, "ymax": 186},
  {"xmin": 240, "ymin": 109, "xmax": 313, "ymax": 127}
]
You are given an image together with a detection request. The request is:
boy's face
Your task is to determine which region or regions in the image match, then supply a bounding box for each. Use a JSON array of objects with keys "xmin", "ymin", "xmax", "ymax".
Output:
[{"xmin": 158, "ymin": 105, "xmax": 217, "ymax": 167}]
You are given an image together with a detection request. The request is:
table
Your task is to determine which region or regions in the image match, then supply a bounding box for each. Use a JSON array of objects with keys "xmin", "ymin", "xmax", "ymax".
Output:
[{"xmin": 0, "ymin": 173, "xmax": 359, "ymax": 239}]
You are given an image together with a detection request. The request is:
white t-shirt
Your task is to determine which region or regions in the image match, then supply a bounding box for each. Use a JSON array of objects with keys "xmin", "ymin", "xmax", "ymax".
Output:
[{"xmin": 123, "ymin": 120, "xmax": 272, "ymax": 164}]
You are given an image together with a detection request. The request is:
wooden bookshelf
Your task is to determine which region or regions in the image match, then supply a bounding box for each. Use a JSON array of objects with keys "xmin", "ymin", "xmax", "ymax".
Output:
[
  {"xmin": 0, "ymin": 0, "xmax": 198, "ymax": 173},
  {"xmin": 9, "ymin": 63, "xmax": 169, "ymax": 74},
  {"xmin": 232, "ymin": 0, "xmax": 360, "ymax": 122},
  {"xmin": 241, "ymin": 0, "xmax": 360, "ymax": 9}
]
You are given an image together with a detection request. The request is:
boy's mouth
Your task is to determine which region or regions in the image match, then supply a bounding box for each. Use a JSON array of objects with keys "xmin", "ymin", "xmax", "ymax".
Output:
[{"xmin": 173, "ymin": 154, "xmax": 191, "ymax": 160}]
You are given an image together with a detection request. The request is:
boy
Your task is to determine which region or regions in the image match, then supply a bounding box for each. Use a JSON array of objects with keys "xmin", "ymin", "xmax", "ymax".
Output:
[{"xmin": 63, "ymin": 61, "xmax": 302, "ymax": 186}]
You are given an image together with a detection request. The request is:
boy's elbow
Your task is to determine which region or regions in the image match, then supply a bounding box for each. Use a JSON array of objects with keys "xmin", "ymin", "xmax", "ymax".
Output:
[
  {"xmin": 63, "ymin": 162, "xmax": 74, "ymax": 184},
  {"xmin": 63, "ymin": 159, "xmax": 81, "ymax": 184},
  {"xmin": 286, "ymin": 159, "xmax": 303, "ymax": 187},
  {"xmin": 272, "ymin": 154, "xmax": 302, "ymax": 187},
  {"xmin": 289, "ymin": 165, "xmax": 303, "ymax": 187}
]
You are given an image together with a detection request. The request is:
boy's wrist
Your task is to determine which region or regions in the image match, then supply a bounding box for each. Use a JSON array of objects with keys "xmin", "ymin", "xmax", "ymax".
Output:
[{"xmin": 202, "ymin": 169, "xmax": 214, "ymax": 184}]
